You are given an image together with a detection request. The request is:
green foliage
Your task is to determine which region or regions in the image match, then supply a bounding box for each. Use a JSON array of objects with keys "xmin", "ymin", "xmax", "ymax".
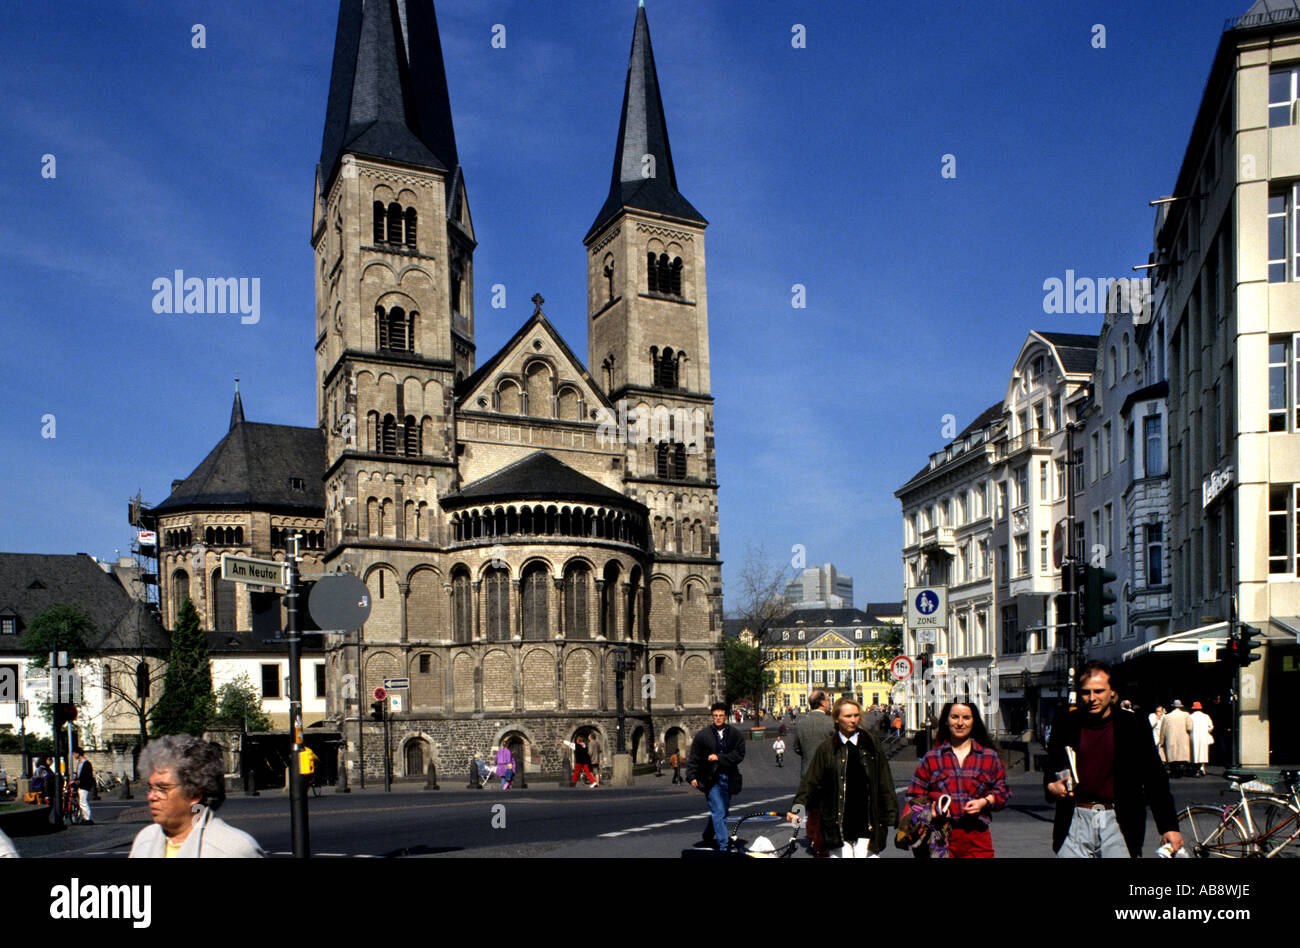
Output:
[
  {"xmin": 213, "ymin": 673, "xmax": 271, "ymax": 732},
  {"xmin": 20, "ymin": 605, "xmax": 96, "ymax": 668},
  {"xmin": 723, "ymin": 636, "xmax": 764, "ymax": 706},
  {"xmin": 149, "ymin": 598, "xmax": 215, "ymax": 736},
  {"xmin": 0, "ymin": 733, "xmax": 53, "ymax": 755}
]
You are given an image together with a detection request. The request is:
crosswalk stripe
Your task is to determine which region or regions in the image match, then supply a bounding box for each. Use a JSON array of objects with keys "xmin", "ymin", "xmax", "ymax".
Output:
[{"xmin": 597, "ymin": 793, "xmax": 791, "ymax": 838}]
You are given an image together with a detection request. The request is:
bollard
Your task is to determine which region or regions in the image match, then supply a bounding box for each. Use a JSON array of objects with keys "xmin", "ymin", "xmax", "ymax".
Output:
[
  {"xmin": 468, "ymin": 759, "xmax": 480, "ymax": 789},
  {"xmin": 425, "ymin": 762, "xmax": 439, "ymax": 791}
]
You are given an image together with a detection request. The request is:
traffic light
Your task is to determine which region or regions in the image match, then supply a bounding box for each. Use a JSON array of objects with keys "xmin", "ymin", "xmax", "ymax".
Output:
[
  {"xmin": 1083, "ymin": 565, "xmax": 1118, "ymax": 639},
  {"xmin": 1224, "ymin": 635, "xmax": 1242, "ymax": 665},
  {"xmin": 370, "ymin": 700, "xmax": 385, "ymax": 721},
  {"xmin": 1237, "ymin": 624, "xmax": 1262, "ymax": 667}
]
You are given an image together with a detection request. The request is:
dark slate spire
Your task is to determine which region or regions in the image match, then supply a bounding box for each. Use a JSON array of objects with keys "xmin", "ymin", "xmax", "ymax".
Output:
[
  {"xmin": 586, "ymin": 4, "xmax": 706, "ymax": 241},
  {"xmin": 319, "ymin": 0, "xmax": 460, "ymax": 194},
  {"xmin": 229, "ymin": 380, "xmax": 245, "ymax": 430}
]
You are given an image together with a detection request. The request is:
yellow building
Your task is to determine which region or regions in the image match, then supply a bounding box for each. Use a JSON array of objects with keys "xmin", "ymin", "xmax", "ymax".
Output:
[{"xmin": 763, "ymin": 609, "xmax": 901, "ymax": 712}]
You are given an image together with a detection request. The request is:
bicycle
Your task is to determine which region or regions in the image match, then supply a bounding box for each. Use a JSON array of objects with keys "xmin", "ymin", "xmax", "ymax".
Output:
[
  {"xmin": 62, "ymin": 781, "xmax": 86, "ymax": 825},
  {"xmin": 1178, "ymin": 768, "xmax": 1300, "ymax": 858}
]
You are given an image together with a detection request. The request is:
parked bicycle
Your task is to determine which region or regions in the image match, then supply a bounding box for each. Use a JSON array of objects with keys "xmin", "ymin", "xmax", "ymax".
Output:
[{"xmin": 1178, "ymin": 768, "xmax": 1300, "ymax": 858}]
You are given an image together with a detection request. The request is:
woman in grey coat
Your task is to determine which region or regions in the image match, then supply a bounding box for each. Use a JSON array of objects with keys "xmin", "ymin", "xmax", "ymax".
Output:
[{"xmin": 129, "ymin": 735, "xmax": 263, "ymax": 858}]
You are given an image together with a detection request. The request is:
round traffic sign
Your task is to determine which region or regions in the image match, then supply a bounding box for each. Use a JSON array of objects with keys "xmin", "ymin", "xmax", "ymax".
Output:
[
  {"xmin": 373, "ymin": 687, "xmax": 387, "ymax": 701},
  {"xmin": 890, "ymin": 656, "xmax": 914, "ymax": 681},
  {"xmin": 307, "ymin": 573, "xmax": 373, "ymax": 630}
]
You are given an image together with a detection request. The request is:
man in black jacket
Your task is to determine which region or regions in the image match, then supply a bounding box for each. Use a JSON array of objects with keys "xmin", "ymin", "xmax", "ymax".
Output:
[
  {"xmin": 1045, "ymin": 662, "xmax": 1182, "ymax": 857},
  {"xmin": 685, "ymin": 702, "xmax": 746, "ymax": 850}
]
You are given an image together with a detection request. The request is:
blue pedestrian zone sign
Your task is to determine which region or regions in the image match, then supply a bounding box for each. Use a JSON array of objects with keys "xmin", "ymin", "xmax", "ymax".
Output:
[{"xmin": 905, "ymin": 586, "xmax": 947, "ymax": 628}]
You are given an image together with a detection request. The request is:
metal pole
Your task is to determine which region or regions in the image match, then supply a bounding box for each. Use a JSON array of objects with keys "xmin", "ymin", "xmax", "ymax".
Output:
[
  {"xmin": 286, "ymin": 534, "xmax": 311, "ymax": 857},
  {"xmin": 356, "ymin": 628, "xmax": 364, "ymax": 790},
  {"xmin": 1228, "ymin": 530, "xmax": 1240, "ymax": 770},
  {"xmin": 1065, "ymin": 422, "xmax": 1080, "ymax": 711},
  {"xmin": 614, "ymin": 650, "xmax": 626, "ymax": 754},
  {"xmin": 383, "ymin": 703, "xmax": 391, "ymax": 793},
  {"xmin": 19, "ymin": 701, "xmax": 28, "ymax": 778}
]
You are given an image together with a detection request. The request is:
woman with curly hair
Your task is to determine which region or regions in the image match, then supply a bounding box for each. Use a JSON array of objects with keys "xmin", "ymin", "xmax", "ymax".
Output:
[
  {"xmin": 129, "ymin": 735, "xmax": 263, "ymax": 858},
  {"xmin": 906, "ymin": 702, "xmax": 1009, "ymax": 858}
]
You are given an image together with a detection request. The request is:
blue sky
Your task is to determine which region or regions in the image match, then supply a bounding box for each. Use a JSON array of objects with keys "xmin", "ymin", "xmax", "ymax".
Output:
[{"xmin": 0, "ymin": 0, "xmax": 1249, "ymax": 605}]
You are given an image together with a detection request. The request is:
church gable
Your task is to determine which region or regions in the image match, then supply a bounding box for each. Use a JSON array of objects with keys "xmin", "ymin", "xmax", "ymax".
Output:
[{"xmin": 459, "ymin": 305, "xmax": 610, "ymax": 423}]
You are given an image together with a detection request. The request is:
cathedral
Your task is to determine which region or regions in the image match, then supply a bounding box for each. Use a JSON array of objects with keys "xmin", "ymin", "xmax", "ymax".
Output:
[{"xmin": 147, "ymin": 0, "xmax": 723, "ymax": 781}]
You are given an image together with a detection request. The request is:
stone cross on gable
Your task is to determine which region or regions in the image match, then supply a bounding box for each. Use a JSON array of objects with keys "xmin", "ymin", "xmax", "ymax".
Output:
[{"xmin": 531, "ymin": 293, "xmax": 545, "ymax": 315}]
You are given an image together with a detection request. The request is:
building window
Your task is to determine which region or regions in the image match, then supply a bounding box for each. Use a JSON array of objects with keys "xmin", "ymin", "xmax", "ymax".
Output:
[
  {"xmin": 1089, "ymin": 433, "xmax": 1099, "ymax": 483},
  {"xmin": 1014, "ymin": 536, "xmax": 1028, "ymax": 576},
  {"xmin": 564, "ymin": 564, "xmax": 590, "ymax": 640},
  {"xmin": 652, "ymin": 347, "xmax": 679, "ymax": 388},
  {"xmin": 1001, "ymin": 605, "xmax": 1022, "ymax": 654},
  {"xmin": 1143, "ymin": 415, "xmax": 1163, "ymax": 475},
  {"xmin": 1050, "ymin": 395, "xmax": 1061, "ymax": 431},
  {"xmin": 419, "ymin": 654, "xmax": 431, "ymax": 674},
  {"xmin": 1039, "ymin": 530, "xmax": 1049, "ymax": 572},
  {"xmin": 261, "ymin": 664, "xmax": 281, "ymax": 699},
  {"xmin": 1054, "ymin": 459, "xmax": 1065, "ymax": 499},
  {"xmin": 452, "ymin": 570, "xmax": 473, "ymax": 643},
  {"xmin": 315, "ymin": 663, "xmax": 326, "ymax": 699},
  {"xmin": 998, "ymin": 544, "xmax": 1009, "ymax": 582},
  {"xmin": 1270, "ymin": 66, "xmax": 1300, "ymax": 127},
  {"xmin": 1103, "ymin": 504, "xmax": 1113, "ymax": 557},
  {"xmin": 1072, "ymin": 448, "xmax": 1085, "ymax": 493},
  {"xmin": 1269, "ymin": 335, "xmax": 1300, "ymax": 432},
  {"xmin": 0, "ymin": 617, "xmax": 15, "ymax": 636},
  {"xmin": 484, "ymin": 567, "xmax": 510, "ymax": 641},
  {"xmin": 976, "ymin": 483, "xmax": 986, "ymax": 517},
  {"xmin": 647, "ymin": 253, "xmax": 683, "ymax": 295},
  {"xmin": 1013, "ymin": 466, "xmax": 1027, "ymax": 506},
  {"xmin": 997, "ymin": 482, "xmax": 1008, "ymax": 519},
  {"xmin": 521, "ymin": 565, "xmax": 549, "ymax": 641},
  {"xmin": 1101, "ymin": 424, "xmax": 1112, "ymax": 475},
  {"xmin": 977, "ymin": 539, "xmax": 989, "ymax": 578},
  {"xmin": 1269, "ymin": 185, "xmax": 1300, "ymax": 283},
  {"xmin": 1146, "ymin": 523, "xmax": 1163, "ymax": 585}
]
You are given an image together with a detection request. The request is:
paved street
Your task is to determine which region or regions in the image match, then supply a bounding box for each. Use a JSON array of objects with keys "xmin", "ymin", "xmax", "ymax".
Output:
[{"xmin": 6, "ymin": 737, "xmax": 1262, "ymax": 858}]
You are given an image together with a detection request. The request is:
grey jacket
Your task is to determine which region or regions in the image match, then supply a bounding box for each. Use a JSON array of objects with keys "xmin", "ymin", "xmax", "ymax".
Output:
[
  {"xmin": 587, "ymin": 737, "xmax": 603, "ymax": 767},
  {"xmin": 129, "ymin": 808, "xmax": 263, "ymax": 858},
  {"xmin": 793, "ymin": 709, "xmax": 835, "ymax": 777}
]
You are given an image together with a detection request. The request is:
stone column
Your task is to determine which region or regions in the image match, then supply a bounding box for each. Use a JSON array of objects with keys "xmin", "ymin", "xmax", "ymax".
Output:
[
  {"xmin": 556, "ymin": 646, "xmax": 567, "ymax": 711},
  {"xmin": 512, "ymin": 579, "xmax": 523, "ymax": 640},
  {"xmin": 443, "ymin": 583, "xmax": 454, "ymax": 643},
  {"xmin": 472, "ymin": 580, "xmax": 482, "ymax": 642},
  {"xmin": 673, "ymin": 590, "xmax": 684, "ymax": 646},
  {"xmin": 594, "ymin": 579, "xmax": 606, "ymax": 640},
  {"xmin": 620, "ymin": 581, "xmax": 632, "ymax": 641},
  {"xmin": 553, "ymin": 577, "xmax": 565, "ymax": 640},
  {"xmin": 398, "ymin": 581, "xmax": 410, "ymax": 644}
]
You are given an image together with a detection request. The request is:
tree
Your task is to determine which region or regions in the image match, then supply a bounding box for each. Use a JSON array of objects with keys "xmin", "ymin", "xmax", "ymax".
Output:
[
  {"xmin": 857, "ymin": 624, "xmax": 904, "ymax": 698},
  {"xmin": 728, "ymin": 545, "xmax": 793, "ymax": 708},
  {"xmin": 20, "ymin": 605, "xmax": 95, "ymax": 668},
  {"xmin": 723, "ymin": 636, "xmax": 765, "ymax": 706},
  {"xmin": 149, "ymin": 598, "xmax": 215, "ymax": 736},
  {"xmin": 213, "ymin": 673, "xmax": 271, "ymax": 732}
]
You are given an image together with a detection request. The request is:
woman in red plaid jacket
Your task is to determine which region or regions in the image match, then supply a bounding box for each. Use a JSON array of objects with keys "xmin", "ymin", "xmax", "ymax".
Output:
[{"xmin": 907, "ymin": 702, "xmax": 1009, "ymax": 858}]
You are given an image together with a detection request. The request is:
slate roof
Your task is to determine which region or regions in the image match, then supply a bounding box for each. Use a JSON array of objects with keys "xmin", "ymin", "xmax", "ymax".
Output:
[
  {"xmin": 0, "ymin": 554, "xmax": 169, "ymax": 654},
  {"xmin": 1120, "ymin": 380, "xmax": 1170, "ymax": 417},
  {"xmin": 150, "ymin": 400, "xmax": 325, "ymax": 515},
  {"xmin": 864, "ymin": 602, "xmax": 903, "ymax": 619},
  {"xmin": 1233, "ymin": 0, "xmax": 1300, "ymax": 29},
  {"xmin": 440, "ymin": 451, "xmax": 641, "ymax": 510},
  {"xmin": 319, "ymin": 0, "xmax": 460, "ymax": 195},
  {"xmin": 586, "ymin": 5, "xmax": 706, "ymax": 241},
  {"xmin": 899, "ymin": 401, "xmax": 1003, "ymax": 488},
  {"xmin": 1036, "ymin": 332, "xmax": 1099, "ymax": 374}
]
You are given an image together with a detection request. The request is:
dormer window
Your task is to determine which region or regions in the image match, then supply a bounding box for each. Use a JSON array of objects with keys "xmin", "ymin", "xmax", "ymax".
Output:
[
  {"xmin": 1, "ymin": 616, "xmax": 16, "ymax": 635},
  {"xmin": 288, "ymin": 477, "xmax": 305, "ymax": 492}
]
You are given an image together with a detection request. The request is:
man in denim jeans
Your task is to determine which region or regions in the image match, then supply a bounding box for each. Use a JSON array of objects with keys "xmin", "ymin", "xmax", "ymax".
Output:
[
  {"xmin": 686, "ymin": 702, "xmax": 746, "ymax": 851},
  {"xmin": 1046, "ymin": 662, "xmax": 1183, "ymax": 857}
]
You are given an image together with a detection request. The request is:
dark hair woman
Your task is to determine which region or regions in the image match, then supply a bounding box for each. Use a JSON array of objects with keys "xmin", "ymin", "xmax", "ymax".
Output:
[{"xmin": 906, "ymin": 702, "xmax": 1009, "ymax": 858}]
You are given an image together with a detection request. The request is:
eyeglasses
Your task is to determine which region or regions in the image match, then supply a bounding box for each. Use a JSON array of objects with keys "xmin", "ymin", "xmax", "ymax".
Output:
[{"xmin": 146, "ymin": 782, "xmax": 179, "ymax": 796}]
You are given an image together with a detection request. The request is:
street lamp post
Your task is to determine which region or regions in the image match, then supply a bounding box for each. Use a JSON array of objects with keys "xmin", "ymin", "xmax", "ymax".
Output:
[
  {"xmin": 613, "ymin": 648, "xmax": 628, "ymax": 754},
  {"xmin": 18, "ymin": 699, "xmax": 29, "ymax": 778}
]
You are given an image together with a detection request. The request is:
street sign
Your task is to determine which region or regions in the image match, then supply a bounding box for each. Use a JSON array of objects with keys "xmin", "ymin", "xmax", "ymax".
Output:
[
  {"xmin": 373, "ymin": 687, "xmax": 387, "ymax": 701},
  {"xmin": 906, "ymin": 586, "xmax": 947, "ymax": 629},
  {"xmin": 915, "ymin": 629, "xmax": 937, "ymax": 646},
  {"xmin": 890, "ymin": 656, "xmax": 914, "ymax": 681},
  {"xmin": 307, "ymin": 573, "xmax": 372, "ymax": 629},
  {"xmin": 1197, "ymin": 639, "xmax": 1217, "ymax": 664},
  {"xmin": 389, "ymin": 694, "xmax": 403, "ymax": 712},
  {"xmin": 931, "ymin": 653, "xmax": 949, "ymax": 675},
  {"xmin": 383, "ymin": 678, "xmax": 410, "ymax": 690},
  {"xmin": 221, "ymin": 553, "xmax": 288, "ymax": 588}
]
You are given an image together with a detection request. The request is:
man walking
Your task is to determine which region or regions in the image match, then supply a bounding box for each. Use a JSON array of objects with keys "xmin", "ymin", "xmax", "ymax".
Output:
[
  {"xmin": 1045, "ymin": 662, "xmax": 1182, "ymax": 857},
  {"xmin": 1160, "ymin": 699, "xmax": 1192, "ymax": 778},
  {"xmin": 793, "ymin": 690, "xmax": 835, "ymax": 855},
  {"xmin": 586, "ymin": 732, "xmax": 603, "ymax": 787},
  {"xmin": 72, "ymin": 750, "xmax": 94, "ymax": 825},
  {"xmin": 786, "ymin": 697, "xmax": 898, "ymax": 858},
  {"xmin": 686, "ymin": 703, "xmax": 746, "ymax": 851}
]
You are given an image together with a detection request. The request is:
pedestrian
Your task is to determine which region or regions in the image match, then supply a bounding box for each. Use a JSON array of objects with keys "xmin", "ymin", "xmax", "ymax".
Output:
[
  {"xmin": 1160, "ymin": 699, "xmax": 1192, "ymax": 777},
  {"xmin": 1188, "ymin": 702, "xmax": 1214, "ymax": 777},
  {"xmin": 686, "ymin": 702, "xmax": 746, "ymax": 851},
  {"xmin": 786, "ymin": 696, "xmax": 898, "ymax": 858},
  {"xmin": 1148, "ymin": 705, "xmax": 1166, "ymax": 763},
  {"xmin": 586, "ymin": 732, "xmax": 603, "ymax": 787},
  {"xmin": 1045, "ymin": 662, "xmax": 1182, "ymax": 858},
  {"xmin": 73, "ymin": 750, "xmax": 95, "ymax": 824},
  {"xmin": 669, "ymin": 749, "xmax": 683, "ymax": 784},
  {"xmin": 792, "ymin": 689, "xmax": 835, "ymax": 856},
  {"xmin": 772, "ymin": 736, "xmax": 786, "ymax": 767},
  {"xmin": 129, "ymin": 734, "xmax": 264, "ymax": 858},
  {"xmin": 652, "ymin": 742, "xmax": 664, "ymax": 777},
  {"xmin": 906, "ymin": 702, "xmax": 1008, "ymax": 858},
  {"xmin": 558, "ymin": 737, "xmax": 598, "ymax": 787},
  {"xmin": 494, "ymin": 743, "xmax": 515, "ymax": 789}
]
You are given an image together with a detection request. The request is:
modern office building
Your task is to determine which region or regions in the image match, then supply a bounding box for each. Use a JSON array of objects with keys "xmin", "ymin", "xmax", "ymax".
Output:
[{"xmin": 784, "ymin": 563, "xmax": 854, "ymax": 609}]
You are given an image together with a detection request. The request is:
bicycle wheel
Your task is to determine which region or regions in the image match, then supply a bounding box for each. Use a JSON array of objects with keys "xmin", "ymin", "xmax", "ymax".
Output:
[
  {"xmin": 1178, "ymin": 804, "xmax": 1249, "ymax": 857},
  {"xmin": 1253, "ymin": 796, "xmax": 1300, "ymax": 857}
]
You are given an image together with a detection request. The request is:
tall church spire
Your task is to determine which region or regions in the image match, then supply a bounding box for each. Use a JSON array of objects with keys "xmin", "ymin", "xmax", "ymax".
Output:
[
  {"xmin": 229, "ymin": 378, "xmax": 245, "ymax": 430},
  {"xmin": 319, "ymin": 0, "xmax": 460, "ymax": 194},
  {"xmin": 586, "ymin": 4, "xmax": 706, "ymax": 241}
]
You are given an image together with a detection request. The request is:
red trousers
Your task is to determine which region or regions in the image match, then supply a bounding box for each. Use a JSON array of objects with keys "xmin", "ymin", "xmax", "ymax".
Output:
[
  {"xmin": 571, "ymin": 764, "xmax": 597, "ymax": 785},
  {"xmin": 948, "ymin": 826, "xmax": 994, "ymax": 858}
]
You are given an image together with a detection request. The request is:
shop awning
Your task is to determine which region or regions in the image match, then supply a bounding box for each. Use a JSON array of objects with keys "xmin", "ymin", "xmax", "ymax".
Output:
[{"xmin": 1119, "ymin": 621, "xmax": 1229, "ymax": 663}]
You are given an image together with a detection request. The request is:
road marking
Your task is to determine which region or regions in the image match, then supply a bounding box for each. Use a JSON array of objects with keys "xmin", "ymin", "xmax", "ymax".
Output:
[{"xmin": 598, "ymin": 793, "xmax": 791, "ymax": 838}]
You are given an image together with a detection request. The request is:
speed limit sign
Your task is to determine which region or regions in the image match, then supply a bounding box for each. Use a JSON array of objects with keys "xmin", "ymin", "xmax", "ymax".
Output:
[{"xmin": 890, "ymin": 656, "xmax": 914, "ymax": 681}]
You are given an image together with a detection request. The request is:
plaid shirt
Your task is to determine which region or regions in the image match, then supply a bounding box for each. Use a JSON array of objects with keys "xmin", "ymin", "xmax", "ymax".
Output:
[{"xmin": 907, "ymin": 742, "xmax": 1009, "ymax": 830}]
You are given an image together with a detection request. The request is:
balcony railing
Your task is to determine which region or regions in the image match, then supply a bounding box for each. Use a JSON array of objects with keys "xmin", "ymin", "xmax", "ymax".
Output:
[
  {"xmin": 1226, "ymin": 6, "xmax": 1300, "ymax": 31},
  {"xmin": 995, "ymin": 428, "xmax": 1046, "ymax": 459},
  {"xmin": 920, "ymin": 525, "xmax": 956, "ymax": 551}
]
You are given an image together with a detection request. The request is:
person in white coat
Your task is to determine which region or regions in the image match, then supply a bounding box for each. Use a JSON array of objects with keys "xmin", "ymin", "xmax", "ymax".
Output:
[
  {"xmin": 1148, "ymin": 706, "xmax": 1166, "ymax": 763},
  {"xmin": 1187, "ymin": 702, "xmax": 1215, "ymax": 777},
  {"xmin": 129, "ymin": 735, "xmax": 263, "ymax": 858}
]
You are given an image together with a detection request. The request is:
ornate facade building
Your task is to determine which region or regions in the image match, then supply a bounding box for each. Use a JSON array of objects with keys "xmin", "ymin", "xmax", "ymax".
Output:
[{"xmin": 145, "ymin": 0, "xmax": 723, "ymax": 781}]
